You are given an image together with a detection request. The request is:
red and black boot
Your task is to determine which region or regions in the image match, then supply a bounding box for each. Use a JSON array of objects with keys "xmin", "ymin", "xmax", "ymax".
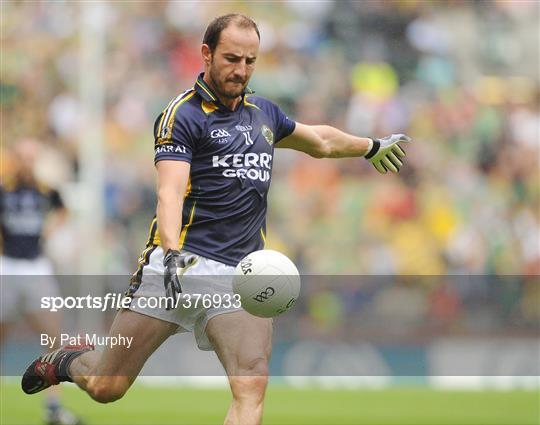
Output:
[{"xmin": 21, "ymin": 344, "xmax": 94, "ymax": 395}]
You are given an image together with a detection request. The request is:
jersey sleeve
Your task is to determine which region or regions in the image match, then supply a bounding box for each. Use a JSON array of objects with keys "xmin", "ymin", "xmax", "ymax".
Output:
[
  {"xmin": 153, "ymin": 94, "xmax": 200, "ymax": 164},
  {"xmin": 262, "ymin": 99, "xmax": 296, "ymax": 143}
]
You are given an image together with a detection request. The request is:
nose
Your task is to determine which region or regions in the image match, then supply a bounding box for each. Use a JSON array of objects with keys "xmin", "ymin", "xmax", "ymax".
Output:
[{"xmin": 233, "ymin": 60, "xmax": 248, "ymax": 80}]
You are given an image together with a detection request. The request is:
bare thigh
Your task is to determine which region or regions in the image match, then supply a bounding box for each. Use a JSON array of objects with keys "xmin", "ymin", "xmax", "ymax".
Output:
[
  {"xmin": 70, "ymin": 309, "xmax": 179, "ymax": 401},
  {"xmin": 89, "ymin": 309, "xmax": 178, "ymax": 378},
  {"xmin": 206, "ymin": 311, "xmax": 272, "ymax": 376}
]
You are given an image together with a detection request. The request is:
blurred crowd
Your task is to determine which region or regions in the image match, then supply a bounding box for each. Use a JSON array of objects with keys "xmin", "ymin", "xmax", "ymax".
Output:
[
  {"xmin": 279, "ymin": 274, "xmax": 539, "ymax": 339},
  {"xmin": 2, "ymin": 1, "xmax": 538, "ymax": 330}
]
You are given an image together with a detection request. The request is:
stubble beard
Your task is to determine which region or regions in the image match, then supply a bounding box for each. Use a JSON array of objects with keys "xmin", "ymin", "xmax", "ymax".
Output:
[{"xmin": 209, "ymin": 66, "xmax": 247, "ymax": 100}]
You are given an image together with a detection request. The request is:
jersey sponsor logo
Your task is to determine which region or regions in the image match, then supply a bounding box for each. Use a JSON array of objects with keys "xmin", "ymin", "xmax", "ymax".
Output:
[
  {"xmin": 222, "ymin": 168, "xmax": 270, "ymax": 181},
  {"xmin": 212, "ymin": 153, "xmax": 272, "ymax": 182},
  {"xmin": 235, "ymin": 124, "xmax": 253, "ymax": 132},
  {"xmin": 155, "ymin": 144, "xmax": 187, "ymax": 154},
  {"xmin": 210, "ymin": 128, "xmax": 232, "ymax": 138},
  {"xmin": 261, "ymin": 125, "xmax": 274, "ymax": 145},
  {"xmin": 212, "ymin": 153, "xmax": 272, "ymax": 168}
]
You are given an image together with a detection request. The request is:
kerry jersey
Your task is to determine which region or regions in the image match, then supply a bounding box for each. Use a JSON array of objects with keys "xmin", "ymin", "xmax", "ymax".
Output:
[
  {"xmin": 0, "ymin": 180, "xmax": 64, "ymax": 259},
  {"xmin": 147, "ymin": 73, "xmax": 296, "ymax": 266}
]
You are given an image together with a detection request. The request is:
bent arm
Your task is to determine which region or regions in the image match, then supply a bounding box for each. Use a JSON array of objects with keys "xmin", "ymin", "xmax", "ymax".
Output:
[
  {"xmin": 155, "ymin": 160, "xmax": 191, "ymax": 253},
  {"xmin": 276, "ymin": 123, "xmax": 373, "ymax": 159}
]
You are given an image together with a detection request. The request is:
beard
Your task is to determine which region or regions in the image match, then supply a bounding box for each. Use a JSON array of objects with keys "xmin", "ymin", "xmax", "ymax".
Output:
[{"xmin": 208, "ymin": 67, "xmax": 247, "ymax": 99}]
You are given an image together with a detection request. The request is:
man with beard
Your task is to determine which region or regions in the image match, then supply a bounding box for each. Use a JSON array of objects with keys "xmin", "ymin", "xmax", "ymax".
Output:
[{"xmin": 22, "ymin": 14, "xmax": 411, "ymax": 425}]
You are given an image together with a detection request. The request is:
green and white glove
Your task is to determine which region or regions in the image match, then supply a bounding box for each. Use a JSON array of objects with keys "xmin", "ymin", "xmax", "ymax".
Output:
[{"xmin": 364, "ymin": 134, "xmax": 412, "ymax": 173}]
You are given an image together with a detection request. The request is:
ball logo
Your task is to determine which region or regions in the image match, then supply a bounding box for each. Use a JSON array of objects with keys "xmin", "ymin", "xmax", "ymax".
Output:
[
  {"xmin": 253, "ymin": 287, "xmax": 275, "ymax": 303},
  {"xmin": 277, "ymin": 297, "xmax": 297, "ymax": 314},
  {"xmin": 240, "ymin": 258, "xmax": 253, "ymax": 275}
]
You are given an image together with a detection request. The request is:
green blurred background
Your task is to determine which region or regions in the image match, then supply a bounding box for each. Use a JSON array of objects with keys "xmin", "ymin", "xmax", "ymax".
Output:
[{"xmin": 1, "ymin": 1, "xmax": 539, "ymax": 424}]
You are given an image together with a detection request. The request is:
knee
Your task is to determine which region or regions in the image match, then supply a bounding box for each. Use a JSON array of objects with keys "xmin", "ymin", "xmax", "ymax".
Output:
[
  {"xmin": 246, "ymin": 357, "xmax": 269, "ymax": 378},
  {"xmin": 230, "ymin": 358, "xmax": 269, "ymax": 401},
  {"xmin": 86, "ymin": 377, "xmax": 130, "ymax": 404}
]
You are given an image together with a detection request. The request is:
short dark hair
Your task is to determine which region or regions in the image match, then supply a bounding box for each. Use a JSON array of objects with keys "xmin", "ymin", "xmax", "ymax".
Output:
[{"xmin": 203, "ymin": 14, "xmax": 260, "ymax": 53}]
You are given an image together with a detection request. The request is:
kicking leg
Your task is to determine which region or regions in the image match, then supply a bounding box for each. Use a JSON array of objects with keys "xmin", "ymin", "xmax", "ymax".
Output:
[
  {"xmin": 206, "ymin": 311, "xmax": 272, "ymax": 425},
  {"xmin": 73, "ymin": 309, "xmax": 178, "ymax": 403},
  {"xmin": 23, "ymin": 309, "xmax": 178, "ymax": 404}
]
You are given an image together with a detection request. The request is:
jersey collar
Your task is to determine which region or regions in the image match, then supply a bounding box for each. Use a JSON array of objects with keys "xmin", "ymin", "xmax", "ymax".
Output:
[{"xmin": 194, "ymin": 72, "xmax": 254, "ymax": 106}]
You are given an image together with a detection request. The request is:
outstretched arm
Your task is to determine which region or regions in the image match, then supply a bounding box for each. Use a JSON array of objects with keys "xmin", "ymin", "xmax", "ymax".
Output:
[{"xmin": 277, "ymin": 123, "xmax": 411, "ymax": 173}]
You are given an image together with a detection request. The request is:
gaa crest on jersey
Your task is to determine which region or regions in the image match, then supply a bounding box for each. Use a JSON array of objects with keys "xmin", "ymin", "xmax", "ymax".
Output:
[
  {"xmin": 159, "ymin": 124, "xmax": 173, "ymax": 143},
  {"xmin": 261, "ymin": 125, "xmax": 274, "ymax": 145}
]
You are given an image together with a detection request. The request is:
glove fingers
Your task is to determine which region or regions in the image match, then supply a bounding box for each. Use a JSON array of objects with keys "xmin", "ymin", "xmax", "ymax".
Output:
[
  {"xmin": 393, "ymin": 145, "xmax": 406, "ymax": 158},
  {"xmin": 387, "ymin": 152, "xmax": 402, "ymax": 170},
  {"xmin": 382, "ymin": 156, "xmax": 398, "ymax": 173},
  {"xmin": 373, "ymin": 160, "xmax": 388, "ymax": 174}
]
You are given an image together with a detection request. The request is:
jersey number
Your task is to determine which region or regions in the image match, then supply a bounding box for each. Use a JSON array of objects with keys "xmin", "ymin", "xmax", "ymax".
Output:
[{"xmin": 242, "ymin": 131, "xmax": 255, "ymax": 145}]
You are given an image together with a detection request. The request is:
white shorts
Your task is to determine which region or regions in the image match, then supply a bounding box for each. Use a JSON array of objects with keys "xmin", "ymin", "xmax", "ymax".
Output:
[
  {"xmin": 126, "ymin": 247, "xmax": 242, "ymax": 351},
  {"xmin": 0, "ymin": 256, "xmax": 60, "ymax": 322}
]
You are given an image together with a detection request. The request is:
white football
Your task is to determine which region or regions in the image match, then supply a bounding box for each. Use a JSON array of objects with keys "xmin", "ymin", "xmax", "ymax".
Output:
[{"xmin": 233, "ymin": 250, "xmax": 300, "ymax": 318}]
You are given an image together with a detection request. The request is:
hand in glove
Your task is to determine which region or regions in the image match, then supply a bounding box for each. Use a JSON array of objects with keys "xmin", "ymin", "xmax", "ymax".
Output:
[{"xmin": 365, "ymin": 134, "xmax": 412, "ymax": 174}]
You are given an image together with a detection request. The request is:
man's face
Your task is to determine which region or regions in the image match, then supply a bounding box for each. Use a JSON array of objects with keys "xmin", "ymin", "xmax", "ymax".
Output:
[{"xmin": 203, "ymin": 25, "xmax": 259, "ymax": 100}]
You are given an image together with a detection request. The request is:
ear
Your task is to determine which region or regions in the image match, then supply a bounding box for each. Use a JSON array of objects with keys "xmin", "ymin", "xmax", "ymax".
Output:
[{"xmin": 201, "ymin": 44, "xmax": 212, "ymax": 66}]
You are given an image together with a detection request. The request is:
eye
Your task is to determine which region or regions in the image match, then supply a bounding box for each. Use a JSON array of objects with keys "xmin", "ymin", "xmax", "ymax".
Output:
[{"xmin": 246, "ymin": 58, "xmax": 256, "ymax": 65}]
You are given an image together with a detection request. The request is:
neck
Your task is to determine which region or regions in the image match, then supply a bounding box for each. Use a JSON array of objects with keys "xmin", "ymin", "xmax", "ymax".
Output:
[{"xmin": 203, "ymin": 72, "xmax": 242, "ymax": 111}]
